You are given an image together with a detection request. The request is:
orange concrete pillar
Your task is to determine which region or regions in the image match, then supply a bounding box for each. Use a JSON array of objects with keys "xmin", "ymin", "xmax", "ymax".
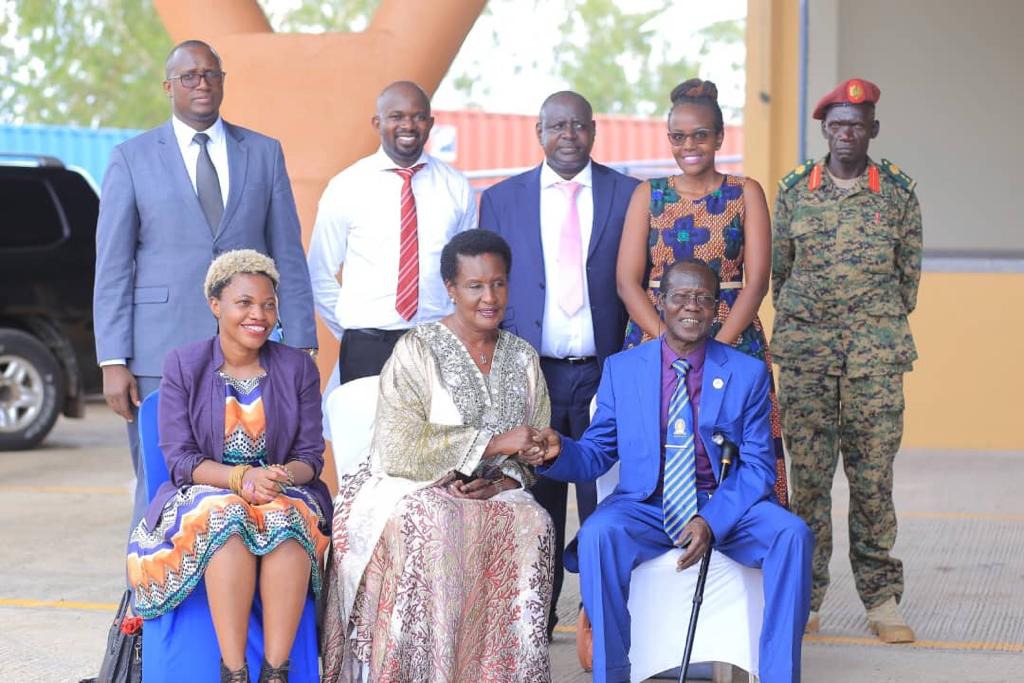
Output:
[{"xmin": 154, "ymin": 0, "xmax": 486, "ymax": 488}]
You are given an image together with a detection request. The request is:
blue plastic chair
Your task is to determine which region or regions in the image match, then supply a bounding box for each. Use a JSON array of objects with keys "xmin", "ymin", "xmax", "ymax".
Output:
[{"xmin": 137, "ymin": 390, "xmax": 319, "ymax": 682}]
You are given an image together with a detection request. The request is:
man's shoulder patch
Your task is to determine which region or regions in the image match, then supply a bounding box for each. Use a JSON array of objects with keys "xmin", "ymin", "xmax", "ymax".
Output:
[
  {"xmin": 778, "ymin": 159, "xmax": 816, "ymax": 192},
  {"xmin": 879, "ymin": 158, "xmax": 916, "ymax": 192}
]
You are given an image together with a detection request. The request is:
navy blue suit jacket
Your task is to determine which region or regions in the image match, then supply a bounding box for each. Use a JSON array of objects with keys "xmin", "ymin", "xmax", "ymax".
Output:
[
  {"xmin": 479, "ymin": 162, "xmax": 640, "ymax": 363},
  {"xmin": 539, "ymin": 339, "xmax": 776, "ymax": 544}
]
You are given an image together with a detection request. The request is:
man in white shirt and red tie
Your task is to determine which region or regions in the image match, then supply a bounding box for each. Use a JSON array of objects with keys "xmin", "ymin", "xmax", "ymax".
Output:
[
  {"xmin": 479, "ymin": 91, "xmax": 639, "ymax": 638},
  {"xmin": 307, "ymin": 81, "xmax": 477, "ymax": 383}
]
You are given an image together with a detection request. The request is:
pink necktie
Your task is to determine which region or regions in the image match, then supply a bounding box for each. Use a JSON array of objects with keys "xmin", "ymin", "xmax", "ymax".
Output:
[{"xmin": 556, "ymin": 181, "xmax": 584, "ymax": 316}]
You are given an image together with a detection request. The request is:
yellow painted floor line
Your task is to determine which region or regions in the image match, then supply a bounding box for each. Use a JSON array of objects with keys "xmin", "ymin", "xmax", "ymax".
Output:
[
  {"xmin": 0, "ymin": 485, "xmax": 127, "ymax": 495},
  {"xmin": 805, "ymin": 634, "xmax": 1024, "ymax": 653},
  {"xmin": 0, "ymin": 597, "xmax": 118, "ymax": 611}
]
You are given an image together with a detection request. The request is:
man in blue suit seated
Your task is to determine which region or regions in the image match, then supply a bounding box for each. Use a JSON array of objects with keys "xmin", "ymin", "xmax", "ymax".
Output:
[{"xmin": 527, "ymin": 259, "xmax": 813, "ymax": 683}]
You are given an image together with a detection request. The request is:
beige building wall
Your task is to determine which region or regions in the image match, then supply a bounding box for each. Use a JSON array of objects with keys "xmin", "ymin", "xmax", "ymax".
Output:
[
  {"xmin": 806, "ymin": 0, "xmax": 1024, "ymax": 254},
  {"xmin": 787, "ymin": 0, "xmax": 1024, "ymax": 449}
]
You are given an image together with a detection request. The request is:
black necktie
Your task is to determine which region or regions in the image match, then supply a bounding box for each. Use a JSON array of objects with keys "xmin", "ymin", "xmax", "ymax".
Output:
[{"xmin": 193, "ymin": 132, "xmax": 223, "ymax": 233}]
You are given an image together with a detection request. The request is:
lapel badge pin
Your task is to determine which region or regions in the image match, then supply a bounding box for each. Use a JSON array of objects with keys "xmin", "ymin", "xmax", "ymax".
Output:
[{"xmin": 712, "ymin": 377, "xmax": 724, "ymax": 390}]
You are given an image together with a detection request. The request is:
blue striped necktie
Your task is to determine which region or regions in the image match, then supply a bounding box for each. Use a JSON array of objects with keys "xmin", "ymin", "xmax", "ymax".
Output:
[{"xmin": 663, "ymin": 358, "xmax": 697, "ymax": 541}]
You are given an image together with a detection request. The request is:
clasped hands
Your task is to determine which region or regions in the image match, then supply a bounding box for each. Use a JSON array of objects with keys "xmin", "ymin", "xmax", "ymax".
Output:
[{"xmin": 239, "ymin": 464, "xmax": 291, "ymax": 505}]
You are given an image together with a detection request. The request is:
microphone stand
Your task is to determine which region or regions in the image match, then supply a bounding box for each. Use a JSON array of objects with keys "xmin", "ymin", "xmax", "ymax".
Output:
[{"xmin": 677, "ymin": 432, "xmax": 739, "ymax": 683}]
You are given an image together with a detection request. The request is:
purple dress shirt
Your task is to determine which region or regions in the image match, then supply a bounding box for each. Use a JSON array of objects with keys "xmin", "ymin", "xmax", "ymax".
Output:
[{"xmin": 657, "ymin": 336, "xmax": 716, "ymax": 496}]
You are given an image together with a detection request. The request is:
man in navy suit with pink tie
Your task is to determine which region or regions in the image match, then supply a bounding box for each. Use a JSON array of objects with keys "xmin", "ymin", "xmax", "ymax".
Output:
[{"xmin": 479, "ymin": 91, "xmax": 640, "ymax": 638}]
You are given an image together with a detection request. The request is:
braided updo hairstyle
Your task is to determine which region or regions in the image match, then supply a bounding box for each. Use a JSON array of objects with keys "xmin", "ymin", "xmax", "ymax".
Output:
[{"xmin": 669, "ymin": 78, "xmax": 724, "ymax": 133}]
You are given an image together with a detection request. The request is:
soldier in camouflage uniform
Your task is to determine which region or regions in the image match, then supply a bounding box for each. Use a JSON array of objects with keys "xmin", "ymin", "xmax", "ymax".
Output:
[{"xmin": 771, "ymin": 78, "xmax": 922, "ymax": 643}]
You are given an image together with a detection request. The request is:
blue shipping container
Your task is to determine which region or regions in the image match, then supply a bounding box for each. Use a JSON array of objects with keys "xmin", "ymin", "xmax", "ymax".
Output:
[{"xmin": 0, "ymin": 123, "xmax": 143, "ymax": 192}]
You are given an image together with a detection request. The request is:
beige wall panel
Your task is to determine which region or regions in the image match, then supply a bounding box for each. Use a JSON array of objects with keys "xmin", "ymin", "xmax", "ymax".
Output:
[{"xmin": 807, "ymin": 0, "xmax": 1024, "ymax": 253}]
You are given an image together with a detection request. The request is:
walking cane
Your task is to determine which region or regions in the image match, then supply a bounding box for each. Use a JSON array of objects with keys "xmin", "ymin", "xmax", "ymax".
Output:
[{"xmin": 677, "ymin": 431, "xmax": 739, "ymax": 683}]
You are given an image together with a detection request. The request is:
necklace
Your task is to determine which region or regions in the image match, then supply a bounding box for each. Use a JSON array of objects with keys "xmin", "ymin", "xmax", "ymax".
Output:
[{"xmin": 478, "ymin": 352, "xmax": 490, "ymax": 364}]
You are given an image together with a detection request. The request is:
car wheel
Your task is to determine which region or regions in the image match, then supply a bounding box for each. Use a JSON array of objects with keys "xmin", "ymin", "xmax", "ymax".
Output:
[{"xmin": 0, "ymin": 329, "xmax": 64, "ymax": 450}]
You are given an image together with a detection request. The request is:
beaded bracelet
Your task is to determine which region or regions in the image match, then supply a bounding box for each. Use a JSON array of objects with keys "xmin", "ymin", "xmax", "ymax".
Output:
[{"xmin": 229, "ymin": 464, "xmax": 253, "ymax": 496}]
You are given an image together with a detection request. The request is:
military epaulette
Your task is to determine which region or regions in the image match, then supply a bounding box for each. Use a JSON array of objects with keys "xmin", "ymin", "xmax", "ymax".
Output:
[
  {"xmin": 778, "ymin": 160, "xmax": 816, "ymax": 191},
  {"xmin": 879, "ymin": 158, "xmax": 916, "ymax": 192}
]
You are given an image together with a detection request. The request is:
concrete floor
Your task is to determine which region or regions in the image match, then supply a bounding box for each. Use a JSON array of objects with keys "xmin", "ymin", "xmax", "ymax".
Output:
[{"xmin": 0, "ymin": 403, "xmax": 1021, "ymax": 682}]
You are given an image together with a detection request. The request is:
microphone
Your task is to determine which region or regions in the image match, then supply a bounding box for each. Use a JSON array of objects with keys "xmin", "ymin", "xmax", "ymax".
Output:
[{"xmin": 710, "ymin": 431, "xmax": 739, "ymax": 470}]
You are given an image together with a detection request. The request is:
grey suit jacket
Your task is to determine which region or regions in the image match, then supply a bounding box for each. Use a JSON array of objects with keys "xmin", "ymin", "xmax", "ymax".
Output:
[{"xmin": 93, "ymin": 119, "xmax": 317, "ymax": 377}]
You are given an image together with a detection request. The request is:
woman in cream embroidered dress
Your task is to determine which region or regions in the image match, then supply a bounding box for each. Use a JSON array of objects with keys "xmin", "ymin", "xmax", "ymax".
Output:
[{"xmin": 323, "ymin": 230, "xmax": 554, "ymax": 683}]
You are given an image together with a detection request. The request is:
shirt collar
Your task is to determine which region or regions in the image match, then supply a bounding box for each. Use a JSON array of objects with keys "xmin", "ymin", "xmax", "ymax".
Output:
[
  {"xmin": 171, "ymin": 114, "xmax": 225, "ymax": 149},
  {"xmin": 372, "ymin": 145, "xmax": 430, "ymax": 172},
  {"xmin": 660, "ymin": 335, "xmax": 707, "ymax": 374},
  {"xmin": 540, "ymin": 159, "xmax": 593, "ymax": 190}
]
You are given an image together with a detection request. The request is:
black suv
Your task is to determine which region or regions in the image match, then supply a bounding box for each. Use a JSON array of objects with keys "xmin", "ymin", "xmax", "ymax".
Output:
[{"xmin": 0, "ymin": 155, "xmax": 102, "ymax": 449}]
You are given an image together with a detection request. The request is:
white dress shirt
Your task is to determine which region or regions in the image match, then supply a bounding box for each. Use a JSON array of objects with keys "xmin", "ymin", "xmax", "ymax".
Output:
[
  {"xmin": 539, "ymin": 160, "xmax": 597, "ymax": 358},
  {"xmin": 171, "ymin": 114, "xmax": 229, "ymax": 206},
  {"xmin": 306, "ymin": 147, "xmax": 478, "ymax": 337}
]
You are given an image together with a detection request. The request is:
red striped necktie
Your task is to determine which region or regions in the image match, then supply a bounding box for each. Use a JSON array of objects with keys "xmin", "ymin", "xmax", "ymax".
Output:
[{"xmin": 390, "ymin": 163, "xmax": 426, "ymax": 321}]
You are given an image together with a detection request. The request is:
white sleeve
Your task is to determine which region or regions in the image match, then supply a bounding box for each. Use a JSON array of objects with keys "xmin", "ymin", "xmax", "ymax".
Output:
[
  {"xmin": 306, "ymin": 180, "xmax": 348, "ymax": 340},
  {"xmin": 456, "ymin": 174, "xmax": 478, "ymax": 233}
]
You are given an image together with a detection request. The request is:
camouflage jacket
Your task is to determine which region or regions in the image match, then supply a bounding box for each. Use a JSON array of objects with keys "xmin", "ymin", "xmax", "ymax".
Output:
[{"xmin": 771, "ymin": 156, "xmax": 922, "ymax": 377}]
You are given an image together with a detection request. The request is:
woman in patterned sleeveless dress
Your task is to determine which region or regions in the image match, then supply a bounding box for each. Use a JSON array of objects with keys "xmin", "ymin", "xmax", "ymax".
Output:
[{"xmin": 616, "ymin": 79, "xmax": 788, "ymax": 505}]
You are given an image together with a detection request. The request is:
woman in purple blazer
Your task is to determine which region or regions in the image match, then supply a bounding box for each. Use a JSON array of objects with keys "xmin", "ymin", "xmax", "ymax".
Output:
[{"xmin": 126, "ymin": 250, "xmax": 331, "ymax": 683}]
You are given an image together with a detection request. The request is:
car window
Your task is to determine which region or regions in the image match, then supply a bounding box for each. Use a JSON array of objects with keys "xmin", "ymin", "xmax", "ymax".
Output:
[{"xmin": 0, "ymin": 176, "xmax": 65, "ymax": 248}]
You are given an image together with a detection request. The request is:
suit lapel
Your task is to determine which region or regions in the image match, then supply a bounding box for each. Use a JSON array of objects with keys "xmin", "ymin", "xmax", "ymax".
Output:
[
  {"xmin": 635, "ymin": 340, "xmax": 662, "ymax": 454},
  {"xmin": 698, "ymin": 341, "xmax": 731, "ymax": 443},
  {"xmin": 209, "ymin": 368, "xmax": 226, "ymax": 462},
  {"xmin": 588, "ymin": 162, "xmax": 613, "ymax": 260},
  {"xmin": 219, "ymin": 122, "xmax": 247, "ymax": 238},
  {"xmin": 157, "ymin": 121, "xmax": 211, "ymax": 238},
  {"xmin": 523, "ymin": 166, "xmax": 544, "ymax": 261},
  {"xmin": 259, "ymin": 346, "xmax": 279, "ymax": 463}
]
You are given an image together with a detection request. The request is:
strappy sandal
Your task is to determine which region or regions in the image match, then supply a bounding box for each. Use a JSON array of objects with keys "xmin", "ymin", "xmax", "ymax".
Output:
[
  {"xmin": 258, "ymin": 658, "xmax": 290, "ymax": 683},
  {"xmin": 220, "ymin": 659, "xmax": 249, "ymax": 683}
]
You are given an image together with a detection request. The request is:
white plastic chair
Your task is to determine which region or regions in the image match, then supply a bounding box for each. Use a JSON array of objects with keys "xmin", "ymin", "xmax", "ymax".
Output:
[
  {"xmin": 324, "ymin": 375, "xmax": 380, "ymax": 484},
  {"xmin": 590, "ymin": 400, "xmax": 763, "ymax": 683}
]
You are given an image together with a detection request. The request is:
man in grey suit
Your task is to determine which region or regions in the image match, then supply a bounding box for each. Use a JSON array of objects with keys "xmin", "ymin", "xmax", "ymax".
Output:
[{"xmin": 94, "ymin": 40, "xmax": 317, "ymax": 533}]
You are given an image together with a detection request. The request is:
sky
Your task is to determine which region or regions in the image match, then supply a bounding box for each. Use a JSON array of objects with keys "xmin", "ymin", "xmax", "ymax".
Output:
[{"xmin": 263, "ymin": 0, "xmax": 748, "ymax": 120}]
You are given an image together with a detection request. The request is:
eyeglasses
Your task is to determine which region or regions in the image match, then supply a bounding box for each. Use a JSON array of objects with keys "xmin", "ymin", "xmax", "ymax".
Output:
[
  {"xmin": 667, "ymin": 129, "xmax": 716, "ymax": 146},
  {"xmin": 167, "ymin": 70, "xmax": 226, "ymax": 89},
  {"xmin": 665, "ymin": 292, "xmax": 717, "ymax": 309},
  {"xmin": 543, "ymin": 120, "xmax": 591, "ymax": 133}
]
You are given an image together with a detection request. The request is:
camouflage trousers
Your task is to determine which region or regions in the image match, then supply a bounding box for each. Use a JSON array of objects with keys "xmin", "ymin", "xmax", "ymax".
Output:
[{"xmin": 777, "ymin": 367, "xmax": 905, "ymax": 611}]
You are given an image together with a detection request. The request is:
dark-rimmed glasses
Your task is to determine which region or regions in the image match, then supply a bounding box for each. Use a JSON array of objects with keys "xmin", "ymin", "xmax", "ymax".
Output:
[{"xmin": 167, "ymin": 70, "xmax": 226, "ymax": 89}]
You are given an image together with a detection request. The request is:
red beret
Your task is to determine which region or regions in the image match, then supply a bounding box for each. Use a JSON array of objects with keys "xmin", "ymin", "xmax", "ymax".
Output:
[{"xmin": 812, "ymin": 78, "xmax": 881, "ymax": 120}]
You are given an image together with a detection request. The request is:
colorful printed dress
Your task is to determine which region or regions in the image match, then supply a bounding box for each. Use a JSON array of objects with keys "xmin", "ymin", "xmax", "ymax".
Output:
[
  {"xmin": 622, "ymin": 174, "xmax": 789, "ymax": 505},
  {"xmin": 127, "ymin": 372, "xmax": 329, "ymax": 619}
]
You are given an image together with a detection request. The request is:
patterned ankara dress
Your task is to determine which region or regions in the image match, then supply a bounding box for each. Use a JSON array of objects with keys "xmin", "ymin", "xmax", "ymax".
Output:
[
  {"xmin": 322, "ymin": 322, "xmax": 555, "ymax": 683},
  {"xmin": 127, "ymin": 372, "xmax": 329, "ymax": 619},
  {"xmin": 621, "ymin": 174, "xmax": 789, "ymax": 505}
]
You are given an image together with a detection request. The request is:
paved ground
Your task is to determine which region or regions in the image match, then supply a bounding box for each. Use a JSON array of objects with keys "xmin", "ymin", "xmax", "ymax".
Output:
[{"xmin": 1, "ymin": 403, "xmax": 1021, "ymax": 682}]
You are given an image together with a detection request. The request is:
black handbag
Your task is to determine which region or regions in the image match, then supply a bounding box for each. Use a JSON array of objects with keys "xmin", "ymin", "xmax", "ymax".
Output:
[{"xmin": 83, "ymin": 590, "xmax": 142, "ymax": 683}]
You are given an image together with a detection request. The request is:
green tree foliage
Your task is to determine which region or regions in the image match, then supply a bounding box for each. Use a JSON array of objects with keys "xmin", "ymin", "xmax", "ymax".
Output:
[
  {"xmin": 0, "ymin": 0, "xmax": 172, "ymax": 128},
  {"xmin": 553, "ymin": 0, "xmax": 698, "ymax": 116}
]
